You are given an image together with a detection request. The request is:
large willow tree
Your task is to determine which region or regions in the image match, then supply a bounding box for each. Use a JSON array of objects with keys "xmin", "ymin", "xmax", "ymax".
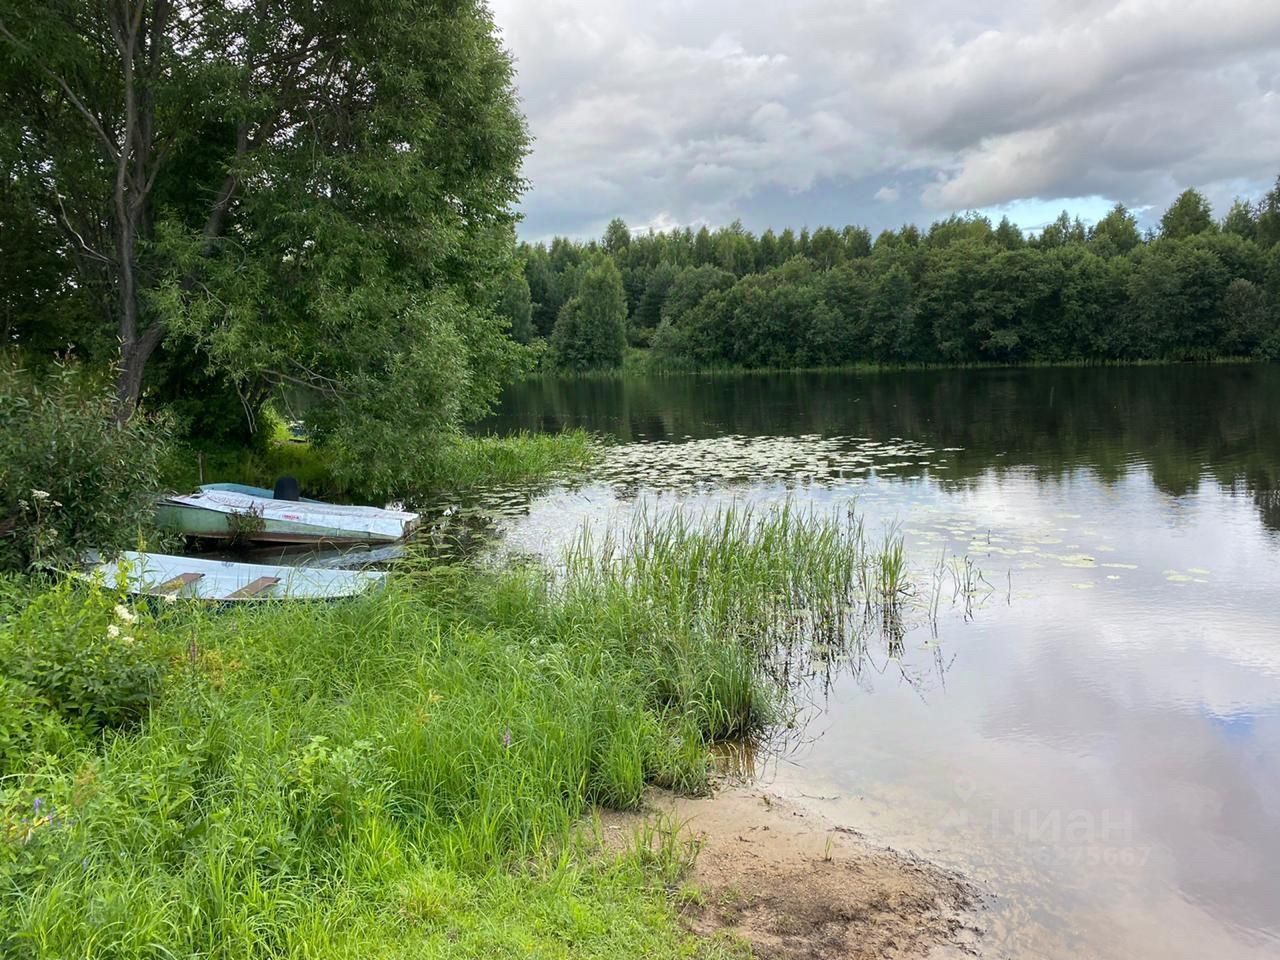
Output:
[{"xmin": 0, "ymin": 0, "xmax": 527, "ymax": 489}]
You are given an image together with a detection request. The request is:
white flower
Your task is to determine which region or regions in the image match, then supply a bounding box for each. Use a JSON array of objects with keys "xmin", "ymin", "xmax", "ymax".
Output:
[
  {"xmin": 113, "ymin": 604, "xmax": 136, "ymax": 624},
  {"xmin": 122, "ymin": 636, "xmax": 135, "ymax": 646},
  {"xmin": 31, "ymin": 490, "xmax": 50, "ymax": 501},
  {"xmin": 106, "ymin": 624, "xmax": 121, "ymax": 639}
]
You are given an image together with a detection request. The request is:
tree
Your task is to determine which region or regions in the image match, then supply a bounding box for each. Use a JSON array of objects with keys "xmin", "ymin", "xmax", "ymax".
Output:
[
  {"xmin": 551, "ymin": 259, "xmax": 627, "ymax": 371},
  {"xmin": 1221, "ymin": 278, "xmax": 1268, "ymax": 355},
  {"xmin": 1035, "ymin": 211, "xmax": 1086, "ymax": 249},
  {"xmin": 809, "ymin": 226, "xmax": 843, "ymax": 269},
  {"xmin": 1160, "ymin": 189, "xmax": 1216, "ymax": 239},
  {"xmin": 994, "ymin": 216, "xmax": 1025, "ymax": 250},
  {"xmin": 496, "ymin": 271, "xmax": 535, "ymax": 344},
  {"xmin": 1221, "ymin": 199, "xmax": 1257, "ymax": 241},
  {"xmin": 841, "ymin": 225, "xmax": 873, "ymax": 259},
  {"xmin": 634, "ymin": 261, "xmax": 677, "ymax": 337},
  {"xmin": 0, "ymin": 0, "xmax": 526, "ymax": 487},
  {"xmin": 660, "ymin": 265, "xmax": 735, "ymax": 329},
  {"xmin": 757, "ymin": 229, "xmax": 780, "ymax": 270},
  {"xmin": 1089, "ymin": 204, "xmax": 1141, "ymax": 257},
  {"xmin": 692, "ymin": 226, "xmax": 715, "ymax": 265},
  {"xmin": 603, "ymin": 217, "xmax": 631, "ymax": 255},
  {"xmin": 1257, "ymin": 176, "xmax": 1280, "ymax": 249}
]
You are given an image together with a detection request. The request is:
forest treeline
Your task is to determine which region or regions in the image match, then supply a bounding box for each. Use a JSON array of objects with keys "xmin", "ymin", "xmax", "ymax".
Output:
[{"xmin": 510, "ymin": 182, "xmax": 1280, "ymax": 371}]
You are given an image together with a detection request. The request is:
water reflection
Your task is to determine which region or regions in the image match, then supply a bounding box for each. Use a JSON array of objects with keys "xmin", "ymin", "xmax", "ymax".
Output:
[
  {"xmin": 481, "ymin": 366, "xmax": 1280, "ymax": 959},
  {"xmin": 485, "ymin": 364, "xmax": 1280, "ymax": 534}
]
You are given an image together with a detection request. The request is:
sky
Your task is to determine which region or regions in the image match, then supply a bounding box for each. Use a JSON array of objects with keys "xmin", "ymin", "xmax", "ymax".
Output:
[{"xmin": 486, "ymin": 0, "xmax": 1280, "ymax": 243}]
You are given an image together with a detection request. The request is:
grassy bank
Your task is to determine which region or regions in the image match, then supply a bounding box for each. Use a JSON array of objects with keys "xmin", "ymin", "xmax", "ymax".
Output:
[
  {"xmin": 163, "ymin": 429, "xmax": 600, "ymax": 503},
  {"xmin": 0, "ymin": 506, "xmax": 904, "ymax": 958}
]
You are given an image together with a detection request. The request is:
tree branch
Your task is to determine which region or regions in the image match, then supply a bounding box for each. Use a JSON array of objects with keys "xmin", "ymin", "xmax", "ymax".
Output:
[{"xmin": 0, "ymin": 18, "xmax": 120, "ymax": 163}]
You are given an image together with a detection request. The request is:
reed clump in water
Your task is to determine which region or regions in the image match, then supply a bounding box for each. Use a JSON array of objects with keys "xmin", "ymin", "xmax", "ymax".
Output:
[{"xmin": 556, "ymin": 503, "xmax": 949, "ymax": 739}]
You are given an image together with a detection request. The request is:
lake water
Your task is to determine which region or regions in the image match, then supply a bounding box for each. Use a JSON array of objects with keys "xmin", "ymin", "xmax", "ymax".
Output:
[{"xmin": 481, "ymin": 365, "xmax": 1280, "ymax": 960}]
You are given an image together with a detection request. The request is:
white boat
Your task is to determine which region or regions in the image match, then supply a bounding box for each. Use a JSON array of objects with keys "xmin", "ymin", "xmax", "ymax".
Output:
[
  {"xmin": 90, "ymin": 551, "xmax": 388, "ymax": 602},
  {"xmin": 157, "ymin": 483, "xmax": 420, "ymax": 545}
]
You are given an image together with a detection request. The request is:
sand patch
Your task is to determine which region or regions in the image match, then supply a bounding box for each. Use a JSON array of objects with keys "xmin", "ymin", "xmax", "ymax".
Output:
[{"xmin": 601, "ymin": 787, "xmax": 984, "ymax": 959}]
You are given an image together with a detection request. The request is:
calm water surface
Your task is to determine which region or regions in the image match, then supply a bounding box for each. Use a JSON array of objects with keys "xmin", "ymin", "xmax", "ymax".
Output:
[{"xmin": 481, "ymin": 365, "xmax": 1280, "ymax": 960}]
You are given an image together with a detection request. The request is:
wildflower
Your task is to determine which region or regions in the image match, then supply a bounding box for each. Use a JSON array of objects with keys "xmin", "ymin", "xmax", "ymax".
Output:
[
  {"xmin": 122, "ymin": 636, "xmax": 135, "ymax": 646},
  {"xmin": 113, "ymin": 604, "xmax": 136, "ymax": 624},
  {"xmin": 106, "ymin": 624, "xmax": 121, "ymax": 639},
  {"xmin": 501, "ymin": 727, "xmax": 512, "ymax": 749},
  {"xmin": 31, "ymin": 489, "xmax": 50, "ymax": 501}
]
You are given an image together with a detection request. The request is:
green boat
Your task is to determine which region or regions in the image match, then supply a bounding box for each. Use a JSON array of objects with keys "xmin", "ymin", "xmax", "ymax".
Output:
[{"xmin": 157, "ymin": 484, "xmax": 420, "ymax": 545}]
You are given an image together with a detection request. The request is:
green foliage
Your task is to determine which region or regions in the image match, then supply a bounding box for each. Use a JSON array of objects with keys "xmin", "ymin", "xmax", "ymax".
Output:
[
  {"xmin": 421, "ymin": 430, "xmax": 599, "ymax": 493},
  {"xmin": 163, "ymin": 430, "xmax": 598, "ymax": 506},
  {"xmin": 603, "ymin": 217, "xmax": 632, "ymax": 255},
  {"xmin": 552, "ymin": 260, "xmax": 628, "ymax": 371},
  {"xmin": 633, "ymin": 262, "xmax": 679, "ymax": 343},
  {"xmin": 521, "ymin": 174, "xmax": 1280, "ymax": 370},
  {"xmin": 0, "ymin": 0, "xmax": 529, "ymax": 488},
  {"xmin": 0, "ymin": 577, "xmax": 165, "ymax": 735},
  {"xmin": 1161, "ymin": 188, "xmax": 1217, "ymax": 239},
  {"xmin": 1257, "ymin": 176, "xmax": 1280, "ymax": 249},
  {"xmin": 1090, "ymin": 204, "xmax": 1142, "ymax": 257},
  {"xmin": 0, "ymin": 500, "xmax": 918, "ymax": 958},
  {"xmin": 1222, "ymin": 199, "xmax": 1258, "ymax": 241},
  {"xmin": 0, "ymin": 677, "xmax": 77, "ymax": 775},
  {"xmin": 0, "ymin": 361, "xmax": 171, "ymax": 572},
  {"xmin": 496, "ymin": 270, "xmax": 536, "ymax": 344}
]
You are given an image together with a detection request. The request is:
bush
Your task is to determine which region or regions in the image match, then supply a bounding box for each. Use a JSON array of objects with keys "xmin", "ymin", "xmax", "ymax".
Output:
[
  {"xmin": 0, "ymin": 676, "xmax": 77, "ymax": 775},
  {"xmin": 0, "ymin": 577, "xmax": 166, "ymax": 735},
  {"xmin": 0, "ymin": 359, "xmax": 171, "ymax": 572}
]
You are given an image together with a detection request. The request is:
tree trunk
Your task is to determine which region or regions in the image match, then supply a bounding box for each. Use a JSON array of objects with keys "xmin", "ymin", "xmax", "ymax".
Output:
[{"xmin": 115, "ymin": 324, "xmax": 163, "ymax": 421}]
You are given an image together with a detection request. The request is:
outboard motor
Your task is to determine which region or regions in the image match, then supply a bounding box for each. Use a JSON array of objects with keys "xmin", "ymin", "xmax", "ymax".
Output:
[{"xmin": 273, "ymin": 475, "xmax": 301, "ymax": 501}]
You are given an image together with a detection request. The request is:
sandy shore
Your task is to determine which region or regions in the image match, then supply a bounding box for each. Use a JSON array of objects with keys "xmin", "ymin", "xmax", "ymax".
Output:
[{"xmin": 601, "ymin": 785, "xmax": 986, "ymax": 959}]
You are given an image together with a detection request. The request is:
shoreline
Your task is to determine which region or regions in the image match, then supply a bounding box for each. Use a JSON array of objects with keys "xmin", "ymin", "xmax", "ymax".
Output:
[{"xmin": 602, "ymin": 784, "xmax": 985, "ymax": 959}]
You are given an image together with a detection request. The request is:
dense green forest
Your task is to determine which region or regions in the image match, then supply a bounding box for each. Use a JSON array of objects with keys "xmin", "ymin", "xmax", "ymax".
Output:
[{"xmin": 515, "ymin": 183, "xmax": 1280, "ymax": 370}]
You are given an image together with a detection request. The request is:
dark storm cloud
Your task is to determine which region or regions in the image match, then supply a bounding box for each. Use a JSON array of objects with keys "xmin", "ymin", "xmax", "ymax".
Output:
[{"xmin": 488, "ymin": 0, "xmax": 1280, "ymax": 240}]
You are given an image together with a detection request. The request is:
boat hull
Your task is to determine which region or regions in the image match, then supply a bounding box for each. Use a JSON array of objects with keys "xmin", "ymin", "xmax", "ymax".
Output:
[
  {"xmin": 156, "ymin": 502, "xmax": 400, "ymax": 545},
  {"xmin": 156, "ymin": 488, "xmax": 419, "ymax": 545},
  {"xmin": 88, "ymin": 551, "xmax": 387, "ymax": 602}
]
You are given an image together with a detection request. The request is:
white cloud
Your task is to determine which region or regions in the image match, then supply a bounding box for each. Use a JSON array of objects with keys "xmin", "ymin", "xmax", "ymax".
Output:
[{"xmin": 490, "ymin": 0, "xmax": 1280, "ymax": 239}]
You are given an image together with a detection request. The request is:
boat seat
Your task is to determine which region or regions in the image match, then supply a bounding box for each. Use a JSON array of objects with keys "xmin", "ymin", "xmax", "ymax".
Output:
[
  {"xmin": 226, "ymin": 576, "xmax": 281, "ymax": 599},
  {"xmin": 149, "ymin": 572, "xmax": 204, "ymax": 595}
]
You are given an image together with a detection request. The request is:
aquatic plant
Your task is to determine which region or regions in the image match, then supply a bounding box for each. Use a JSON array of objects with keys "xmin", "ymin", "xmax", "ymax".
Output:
[{"xmin": 0, "ymin": 502, "xmax": 968, "ymax": 958}]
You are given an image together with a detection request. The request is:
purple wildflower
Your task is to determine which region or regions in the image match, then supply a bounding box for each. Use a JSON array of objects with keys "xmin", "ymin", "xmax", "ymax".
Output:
[
  {"xmin": 32, "ymin": 798, "xmax": 42, "ymax": 815},
  {"xmin": 501, "ymin": 727, "xmax": 512, "ymax": 750}
]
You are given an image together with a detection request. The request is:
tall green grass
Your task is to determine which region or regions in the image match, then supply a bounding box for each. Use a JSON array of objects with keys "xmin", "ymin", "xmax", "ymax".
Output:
[
  {"xmin": 0, "ymin": 503, "xmax": 932, "ymax": 958},
  {"xmin": 163, "ymin": 429, "xmax": 599, "ymax": 503}
]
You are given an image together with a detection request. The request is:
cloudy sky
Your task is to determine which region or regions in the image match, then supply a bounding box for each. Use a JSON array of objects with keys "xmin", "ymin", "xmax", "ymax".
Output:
[{"xmin": 486, "ymin": 0, "xmax": 1280, "ymax": 242}]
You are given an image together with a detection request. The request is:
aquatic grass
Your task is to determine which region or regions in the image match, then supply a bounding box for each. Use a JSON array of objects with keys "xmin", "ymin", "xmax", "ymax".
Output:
[
  {"xmin": 552, "ymin": 502, "xmax": 946, "ymax": 741},
  {"xmin": 0, "ymin": 502, "xmax": 956, "ymax": 958},
  {"xmin": 163, "ymin": 429, "xmax": 600, "ymax": 504}
]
